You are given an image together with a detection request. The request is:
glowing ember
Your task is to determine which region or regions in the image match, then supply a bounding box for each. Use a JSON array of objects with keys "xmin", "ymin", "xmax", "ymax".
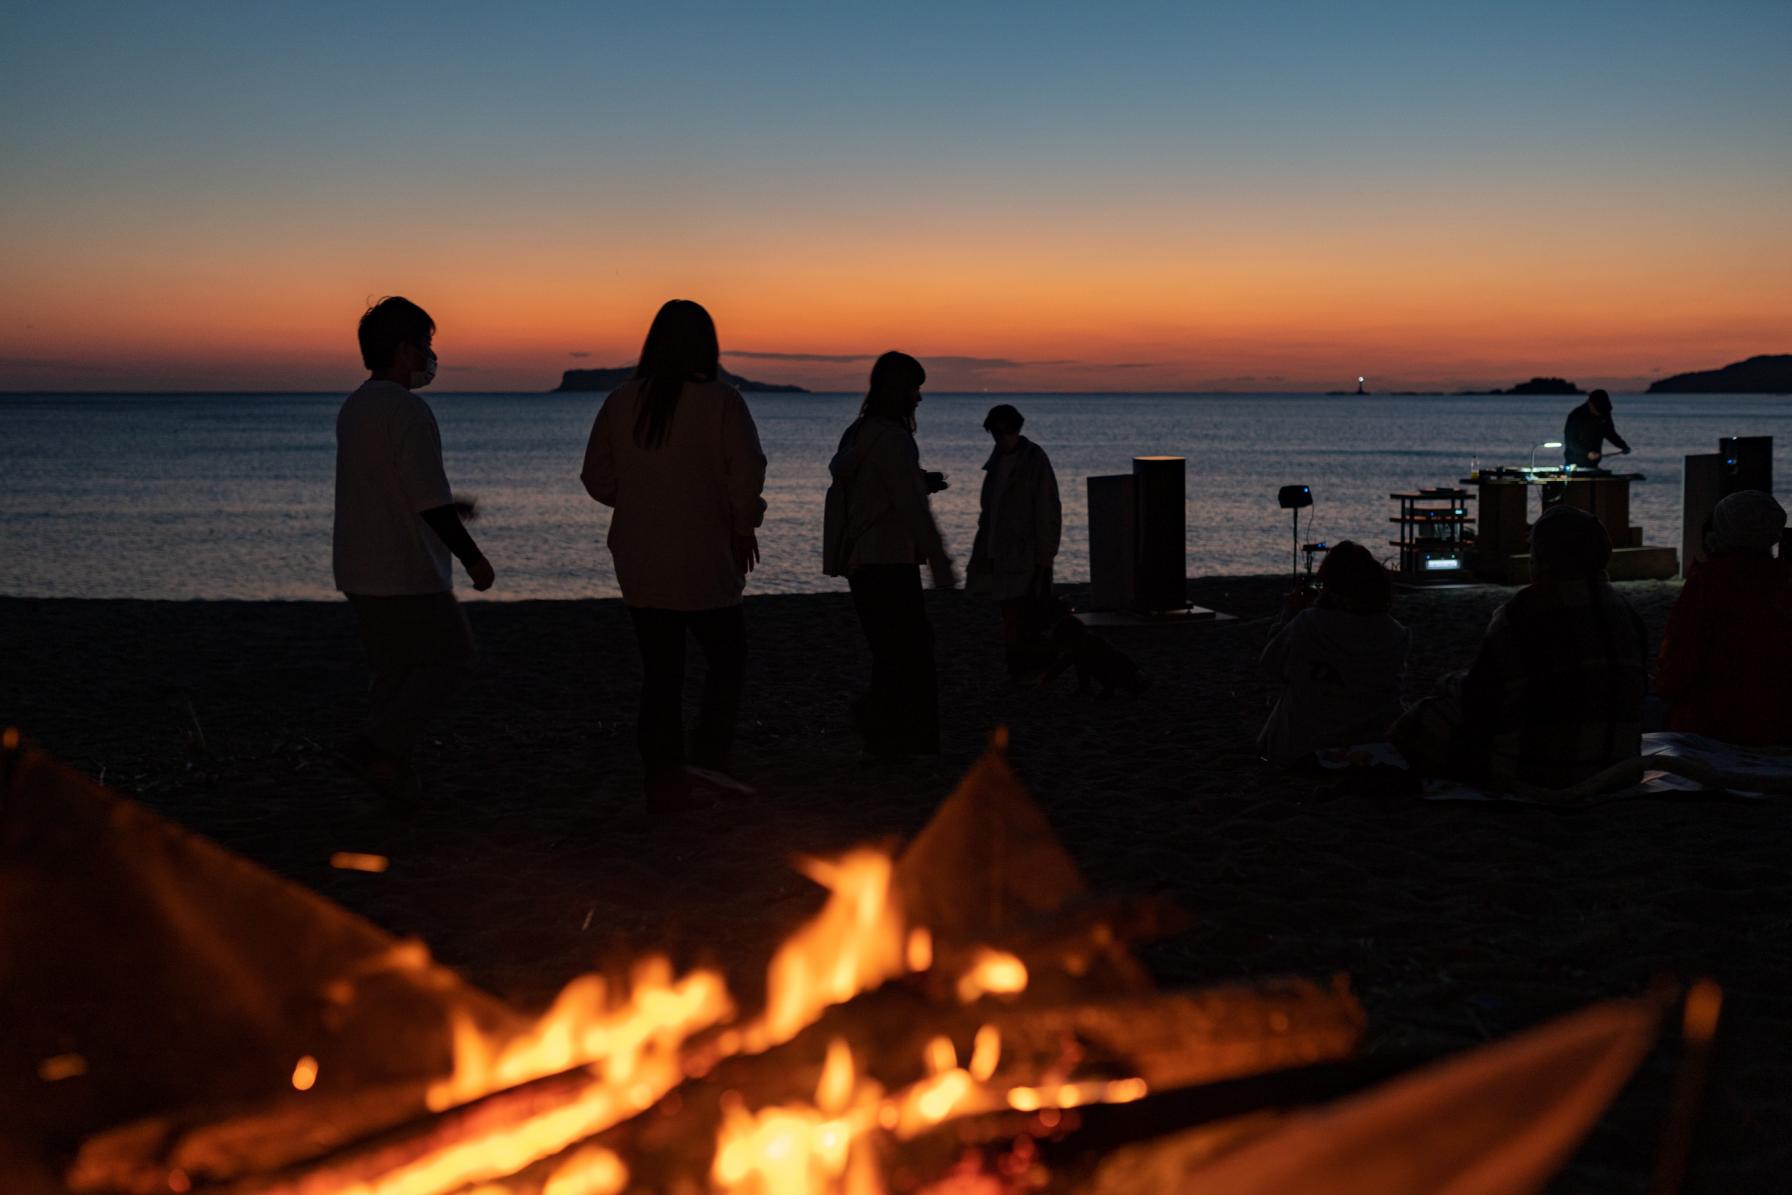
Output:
[
  {"xmin": 329, "ymin": 852, "xmax": 390, "ymax": 873},
  {"xmin": 290, "ymin": 1055, "xmax": 319, "ymax": 1091},
  {"xmin": 37, "ymin": 1053, "xmax": 87, "ymax": 1082}
]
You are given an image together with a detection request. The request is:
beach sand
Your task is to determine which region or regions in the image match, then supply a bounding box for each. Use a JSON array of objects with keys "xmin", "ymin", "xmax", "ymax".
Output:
[{"xmin": 3, "ymin": 577, "xmax": 1786, "ymax": 1189}]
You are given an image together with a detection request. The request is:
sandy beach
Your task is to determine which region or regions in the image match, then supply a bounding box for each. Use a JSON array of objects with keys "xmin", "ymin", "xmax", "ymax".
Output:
[{"xmin": 2, "ymin": 576, "xmax": 1786, "ymax": 1190}]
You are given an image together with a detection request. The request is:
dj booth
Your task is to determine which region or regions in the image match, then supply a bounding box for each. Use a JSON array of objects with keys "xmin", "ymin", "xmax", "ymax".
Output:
[{"xmin": 1461, "ymin": 469, "xmax": 1678, "ymax": 582}]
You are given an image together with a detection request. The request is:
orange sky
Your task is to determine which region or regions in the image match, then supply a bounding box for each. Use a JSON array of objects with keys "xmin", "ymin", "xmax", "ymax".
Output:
[{"xmin": 4, "ymin": 4, "xmax": 1789, "ymax": 392}]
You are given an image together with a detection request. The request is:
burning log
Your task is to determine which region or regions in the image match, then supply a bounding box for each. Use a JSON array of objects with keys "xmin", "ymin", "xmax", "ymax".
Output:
[{"xmin": 69, "ymin": 978, "xmax": 1363, "ymax": 1195}]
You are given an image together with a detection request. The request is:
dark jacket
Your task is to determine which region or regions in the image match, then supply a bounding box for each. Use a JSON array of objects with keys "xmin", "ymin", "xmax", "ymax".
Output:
[
  {"xmin": 1458, "ymin": 578, "xmax": 1648, "ymax": 790},
  {"xmin": 1562, "ymin": 403, "xmax": 1629, "ymax": 469},
  {"xmin": 968, "ymin": 436, "xmax": 1062, "ymax": 600}
]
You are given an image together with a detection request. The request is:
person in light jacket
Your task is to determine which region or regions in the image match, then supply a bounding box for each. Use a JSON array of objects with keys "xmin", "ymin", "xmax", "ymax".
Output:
[
  {"xmin": 823, "ymin": 351, "xmax": 955, "ymax": 759},
  {"xmin": 967, "ymin": 404, "xmax": 1062, "ymax": 676},
  {"xmin": 1258, "ymin": 541, "xmax": 1409, "ymax": 765},
  {"xmin": 581, "ymin": 300, "xmax": 767, "ymax": 810}
]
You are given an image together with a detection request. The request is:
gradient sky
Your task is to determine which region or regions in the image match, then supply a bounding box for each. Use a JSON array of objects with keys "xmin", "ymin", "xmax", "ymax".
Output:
[{"xmin": 3, "ymin": 1, "xmax": 1789, "ymax": 392}]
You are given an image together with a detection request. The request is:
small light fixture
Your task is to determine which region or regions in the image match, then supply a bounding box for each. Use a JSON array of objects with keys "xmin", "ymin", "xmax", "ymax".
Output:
[{"xmin": 1530, "ymin": 441, "xmax": 1564, "ymax": 472}]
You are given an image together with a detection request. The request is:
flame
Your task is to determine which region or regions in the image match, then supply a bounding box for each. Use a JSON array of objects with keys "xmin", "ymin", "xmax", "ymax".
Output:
[
  {"xmin": 751, "ymin": 850, "xmax": 916, "ymax": 1050},
  {"xmin": 713, "ymin": 1038, "xmax": 888, "ymax": 1195},
  {"xmin": 428, "ymin": 956, "xmax": 733, "ymax": 1112},
  {"xmin": 954, "ymin": 950, "xmax": 1029, "ymax": 1003},
  {"xmin": 541, "ymin": 1145, "xmax": 628, "ymax": 1195}
]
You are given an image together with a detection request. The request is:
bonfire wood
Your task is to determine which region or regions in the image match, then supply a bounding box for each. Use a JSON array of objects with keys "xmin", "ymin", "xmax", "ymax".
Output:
[{"xmin": 469, "ymin": 978, "xmax": 1365, "ymax": 1195}]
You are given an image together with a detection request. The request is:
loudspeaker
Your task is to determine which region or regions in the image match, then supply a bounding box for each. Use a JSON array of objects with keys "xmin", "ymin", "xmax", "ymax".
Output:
[
  {"xmin": 1718, "ymin": 436, "xmax": 1772, "ymax": 497},
  {"xmin": 1133, "ymin": 456, "xmax": 1186, "ymax": 612}
]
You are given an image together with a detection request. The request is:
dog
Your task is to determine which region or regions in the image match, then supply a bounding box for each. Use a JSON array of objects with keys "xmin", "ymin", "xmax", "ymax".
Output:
[{"xmin": 1039, "ymin": 610, "xmax": 1148, "ymax": 696}]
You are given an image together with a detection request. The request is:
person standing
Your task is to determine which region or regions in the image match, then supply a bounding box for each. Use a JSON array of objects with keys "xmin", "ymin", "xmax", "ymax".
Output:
[
  {"xmin": 967, "ymin": 403, "xmax": 1061, "ymax": 677},
  {"xmin": 581, "ymin": 300, "xmax": 767, "ymax": 811},
  {"xmin": 1562, "ymin": 388, "xmax": 1631, "ymax": 470},
  {"xmin": 823, "ymin": 351, "xmax": 956, "ymax": 759},
  {"xmin": 334, "ymin": 296, "xmax": 494, "ymax": 805}
]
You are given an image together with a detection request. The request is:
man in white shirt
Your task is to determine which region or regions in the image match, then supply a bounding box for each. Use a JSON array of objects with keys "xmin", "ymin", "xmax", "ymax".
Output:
[{"xmin": 334, "ymin": 296, "xmax": 494, "ymax": 803}]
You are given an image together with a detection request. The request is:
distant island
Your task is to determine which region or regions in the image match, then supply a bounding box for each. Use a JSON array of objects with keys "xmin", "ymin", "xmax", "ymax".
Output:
[
  {"xmin": 1647, "ymin": 354, "xmax": 1792, "ymax": 394},
  {"xmin": 553, "ymin": 366, "xmax": 809, "ymax": 394},
  {"xmin": 1459, "ymin": 377, "xmax": 1584, "ymax": 396}
]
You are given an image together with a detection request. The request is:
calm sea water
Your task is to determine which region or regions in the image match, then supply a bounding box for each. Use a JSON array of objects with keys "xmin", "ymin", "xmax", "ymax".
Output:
[{"xmin": 2, "ymin": 391, "xmax": 1786, "ymax": 600}]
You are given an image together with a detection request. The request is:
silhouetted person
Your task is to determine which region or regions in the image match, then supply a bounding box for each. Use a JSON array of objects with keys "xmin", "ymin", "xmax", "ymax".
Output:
[
  {"xmin": 582, "ymin": 300, "xmax": 767, "ymax": 811},
  {"xmin": 1393, "ymin": 505, "xmax": 1647, "ymax": 790},
  {"xmin": 968, "ymin": 404, "xmax": 1062, "ymax": 677},
  {"xmin": 334, "ymin": 296, "xmax": 493, "ymax": 804},
  {"xmin": 1562, "ymin": 388, "xmax": 1630, "ymax": 469},
  {"xmin": 1257, "ymin": 541, "xmax": 1408, "ymax": 764},
  {"xmin": 823, "ymin": 351, "xmax": 955, "ymax": 759},
  {"xmin": 1657, "ymin": 491, "xmax": 1792, "ymax": 745}
]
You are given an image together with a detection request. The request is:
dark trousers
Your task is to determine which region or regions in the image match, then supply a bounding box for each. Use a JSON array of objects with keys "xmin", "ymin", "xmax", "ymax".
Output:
[
  {"xmin": 849, "ymin": 564, "xmax": 940, "ymax": 756},
  {"xmin": 627, "ymin": 605, "xmax": 746, "ymax": 789},
  {"xmin": 346, "ymin": 591, "xmax": 476, "ymax": 761}
]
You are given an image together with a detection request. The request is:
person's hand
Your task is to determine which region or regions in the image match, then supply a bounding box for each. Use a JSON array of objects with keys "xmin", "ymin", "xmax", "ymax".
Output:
[
  {"xmin": 1620, "ymin": 446, "xmax": 1632, "ymax": 455},
  {"xmin": 930, "ymin": 557, "xmax": 958, "ymax": 591},
  {"xmin": 733, "ymin": 531, "xmax": 760, "ymax": 575},
  {"xmin": 467, "ymin": 554, "xmax": 495, "ymax": 592},
  {"xmin": 924, "ymin": 471, "xmax": 948, "ymax": 494}
]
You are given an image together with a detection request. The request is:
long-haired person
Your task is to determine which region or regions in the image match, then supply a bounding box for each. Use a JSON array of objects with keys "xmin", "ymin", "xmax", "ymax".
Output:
[
  {"xmin": 822, "ymin": 351, "xmax": 955, "ymax": 760},
  {"xmin": 1256, "ymin": 540, "xmax": 1408, "ymax": 764},
  {"xmin": 581, "ymin": 300, "xmax": 767, "ymax": 810}
]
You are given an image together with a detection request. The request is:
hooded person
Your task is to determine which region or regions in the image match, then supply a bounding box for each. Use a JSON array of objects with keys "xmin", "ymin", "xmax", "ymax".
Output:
[
  {"xmin": 967, "ymin": 404, "xmax": 1063, "ymax": 676},
  {"xmin": 1257, "ymin": 541, "xmax": 1410, "ymax": 764},
  {"xmin": 1562, "ymin": 388, "xmax": 1631, "ymax": 470},
  {"xmin": 1657, "ymin": 490, "xmax": 1792, "ymax": 745},
  {"xmin": 1393, "ymin": 505, "xmax": 1650, "ymax": 790},
  {"xmin": 822, "ymin": 352, "xmax": 955, "ymax": 759}
]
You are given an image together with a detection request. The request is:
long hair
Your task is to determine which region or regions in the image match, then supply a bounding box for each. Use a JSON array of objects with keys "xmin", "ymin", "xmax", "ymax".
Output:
[
  {"xmin": 1315, "ymin": 540, "xmax": 1393, "ymax": 614},
  {"xmin": 632, "ymin": 299, "xmax": 720, "ymax": 449},
  {"xmin": 860, "ymin": 351, "xmax": 926, "ymax": 432}
]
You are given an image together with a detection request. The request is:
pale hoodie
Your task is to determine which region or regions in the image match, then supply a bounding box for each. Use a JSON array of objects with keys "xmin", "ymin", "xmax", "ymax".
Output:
[
  {"xmin": 822, "ymin": 415, "xmax": 947, "ymax": 576},
  {"xmin": 1257, "ymin": 606, "xmax": 1409, "ymax": 763},
  {"xmin": 581, "ymin": 379, "xmax": 767, "ymax": 611}
]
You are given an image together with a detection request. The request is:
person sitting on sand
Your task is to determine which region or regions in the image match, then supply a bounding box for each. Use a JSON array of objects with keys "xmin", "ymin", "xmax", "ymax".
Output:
[
  {"xmin": 823, "ymin": 351, "xmax": 956, "ymax": 760},
  {"xmin": 1656, "ymin": 490, "xmax": 1792, "ymax": 746},
  {"xmin": 1257, "ymin": 541, "xmax": 1409, "ymax": 765},
  {"xmin": 1392, "ymin": 505, "xmax": 1648, "ymax": 791},
  {"xmin": 967, "ymin": 404, "xmax": 1062, "ymax": 678},
  {"xmin": 581, "ymin": 300, "xmax": 768, "ymax": 811},
  {"xmin": 334, "ymin": 296, "xmax": 494, "ymax": 805}
]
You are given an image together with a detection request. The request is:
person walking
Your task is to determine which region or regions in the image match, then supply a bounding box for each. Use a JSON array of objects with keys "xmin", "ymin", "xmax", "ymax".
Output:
[
  {"xmin": 334, "ymin": 296, "xmax": 494, "ymax": 805},
  {"xmin": 581, "ymin": 300, "xmax": 767, "ymax": 811},
  {"xmin": 967, "ymin": 403, "xmax": 1061, "ymax": 677},
  {"xmin": 823, "ymin": 351, "xmax": 955, "ymax": 759}
]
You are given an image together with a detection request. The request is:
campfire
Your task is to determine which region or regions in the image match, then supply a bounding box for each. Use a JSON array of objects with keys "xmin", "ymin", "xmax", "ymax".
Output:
[{"xmin": 2, "ymin": 729, "xmax": 1687, "ymax": 1194}]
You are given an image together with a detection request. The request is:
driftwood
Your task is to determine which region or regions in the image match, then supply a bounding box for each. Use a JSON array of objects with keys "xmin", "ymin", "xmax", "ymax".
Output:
[{"xmin": 73, "ymin": 977, "xmax": 1361, "ymax": 1195}]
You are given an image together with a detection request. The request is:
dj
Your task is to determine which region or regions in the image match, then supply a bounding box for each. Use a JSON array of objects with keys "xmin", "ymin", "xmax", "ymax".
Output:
[{"xmin": 1562, "ymin": 388, "xmax": 1631, "ymax": 470}]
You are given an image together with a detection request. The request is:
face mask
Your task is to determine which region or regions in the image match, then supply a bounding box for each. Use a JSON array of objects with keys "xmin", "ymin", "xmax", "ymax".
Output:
[{"xmin": 409, "ymin": 350, "xmax": 437, "ymax": 390}]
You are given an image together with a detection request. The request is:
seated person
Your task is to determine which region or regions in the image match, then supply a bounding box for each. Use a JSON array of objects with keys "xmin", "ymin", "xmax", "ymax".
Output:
[
  {"xmin": 1657, "ymin": 490, "xmax": 1792, "ymax": 746},
  {"xmin": 1392, "ymin": 505, "xmax": 1648, "ymax": 791},
  {"xmin": 1258, "ymin": 541, "xmax": 1409, "ymax": 764}
]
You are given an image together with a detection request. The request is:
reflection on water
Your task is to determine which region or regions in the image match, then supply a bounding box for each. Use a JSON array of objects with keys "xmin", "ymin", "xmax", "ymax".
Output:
[{"xmin": 1, "ymin": 391, "xmax": 1786, "ymax": 600}]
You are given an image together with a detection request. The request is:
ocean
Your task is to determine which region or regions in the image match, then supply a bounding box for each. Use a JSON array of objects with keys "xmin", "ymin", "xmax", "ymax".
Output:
[{"xmin": 2, "ymin": 391, "xmax": 1786, "ymax": 601}]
